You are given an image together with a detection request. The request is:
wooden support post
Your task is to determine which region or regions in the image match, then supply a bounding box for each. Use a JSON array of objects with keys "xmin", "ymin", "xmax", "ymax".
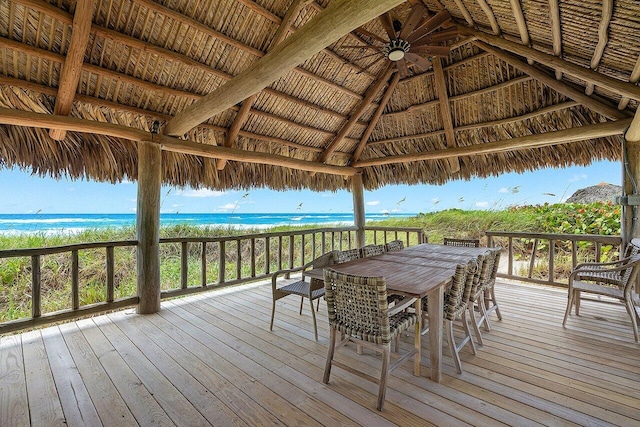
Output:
[
  {"xmin": 352, "ymin": 173, "xmax": 366, "ymax": 248},
  {"xmin": 622, "ymin": 108, "xmax": 640, "ymax": 246},
  {"xmin": 136, "ymin": 140, "xmax": 162, "ymax": 314}
]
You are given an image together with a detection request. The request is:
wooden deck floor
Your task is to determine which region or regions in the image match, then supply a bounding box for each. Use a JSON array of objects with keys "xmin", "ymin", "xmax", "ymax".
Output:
[{"xmin": 2, "ymin": 280, "xmax": 640, "ymax": 426}]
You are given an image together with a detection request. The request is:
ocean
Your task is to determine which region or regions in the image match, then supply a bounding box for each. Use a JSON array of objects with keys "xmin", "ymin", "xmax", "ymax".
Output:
[{"xmin": 0, "ymin": 212, "xmax": 417, "ymax": 235}]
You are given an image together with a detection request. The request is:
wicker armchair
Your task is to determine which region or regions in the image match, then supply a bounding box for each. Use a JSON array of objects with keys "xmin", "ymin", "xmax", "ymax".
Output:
[
  {"xmin": 335, "ymin": 248, "xmax": 361, "ymax": 264},
  {"xmin": 360, "ymin": 244, "xmax": 385, "ymax": 258},
  {"xmin": 384, "ymin": 240, "xmax": 405, "ymax": 252},
  {"xmin": 466, "ymin": 249, "xmax": 498, "ymax": 345},
  {"xmin": 270, "ymin": 251, "xmax": 336, "ymax": 341},
  {"xmin": 423, "ymin": 260, "xmax": 478, "ymax": 374},
  {"xmin": 444, "ymin": 237, "xmax": 481, "ymax": 247},
  {"xmin": 563, "ymin": 253, "xmax": 640, "ymax": 342},
  {"xmin": 322, "ymin": 269, "xmax": 417, "ymax": 411},
  {"xmin": 574, "ymin": 238, "xmax": 640, "ymax": 285}
]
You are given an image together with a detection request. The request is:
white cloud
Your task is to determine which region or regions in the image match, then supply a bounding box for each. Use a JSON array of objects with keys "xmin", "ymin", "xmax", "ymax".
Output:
[
  {"xmin": 498, "ymin": 187, "xmax": 508, "ymax": 193},
  {"xmin": 171, "ymin": 204, "xmax": 183, "ymax": 208},
  {"xmin": 391, "ymin": 208, "xmax": 401, "ymax": 213},
  {"xmin": 219, "ymin": 203, "xmax": 237, "ymax": 210},
  {"xmin": 475, "ymin": 201, "xmax": 489, "ymax": 208},
  {"xmin": 569, "ymin": 174, "xmax": 588, "ymax": 182},
  {"xmin": 366, "ymin": 200, "xmax": 381, "ymax": 206},
  {"xmin": 120, "ymin": 179, "xmax": 134, "ymax": 185},
  {"xmin": 183, "ymin": 189, "xmax": 227, "ymax": 198}
]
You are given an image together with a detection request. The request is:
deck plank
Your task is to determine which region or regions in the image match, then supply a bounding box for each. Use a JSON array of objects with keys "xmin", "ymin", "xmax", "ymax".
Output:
[{"xmin": 4, "ymin": 280, "xmax": 640, "ymax": 427}]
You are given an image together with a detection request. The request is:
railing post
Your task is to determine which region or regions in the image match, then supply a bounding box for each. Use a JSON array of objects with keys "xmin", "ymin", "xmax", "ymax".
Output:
[
  {"xmin": 181, "ymin": 242, "xmax": 188, "ymax": 289},
  {"xmin": 106, "ymin": 246, "xmax": 114, "ymax": 303},
  {"xmin": 508, "ymin": 237, "xmax": 513, "ymax": 276},
  {"xmin": 219, "ymin": 241, "xmax": 226, "ymax": 284},
  {"xmin": 301, "ymin": 234, "xmax": 305, "ymax": 265},
  {"xmin": 548, "ymin": 239, "xmax": 555, "ymax": 283},
  {"xmin": 71, "ymin": 250, "xmax": 79, "ymax": 310},
  {"xmin": 278, "ymin": 236, "xmax": 282, "ymax": 271},
  {"xmin": 236, "ymin": 239, "xmax": 242, "ymax": 280},
  {"xmin": 265, "ymin": 237, "xmax": 271, "ymax": 275},
  {"xmin": 250, "ymin": 238, "xmax": 256, "ymax": 277},
  {"xmin": 202, "ymin": 242, "xmax": 208, "ymax": 287},
  {"xmin": 289, "ymin": 235, "xmax": 294, "ymax": 269},
  {"xmin": 31, "ymin": 255, "xmax": 41, "ymax": 318}
]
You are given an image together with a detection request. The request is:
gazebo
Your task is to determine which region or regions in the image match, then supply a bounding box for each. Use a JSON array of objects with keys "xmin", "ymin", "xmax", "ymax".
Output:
[{"xmin": 1, "ymin": 1, "xmax": 640, "ymax": 423}]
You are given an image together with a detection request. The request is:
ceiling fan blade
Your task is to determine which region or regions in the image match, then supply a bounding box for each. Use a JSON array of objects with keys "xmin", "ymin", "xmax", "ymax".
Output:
[
  {"xmin": 353, "ymin": 27, "xmax": 388, "ymax": 45},
  {"xmin": 407, "ymin": 10, "xmax": 451, "ymax": 44},
  {"xmin": 396, "ymin": 58, "xmax": 410, "ymax": 78},
  {"xmin": 356, "ymin": 55, "xmax": 385, "ymax": 75},
  {"xmin": 412, "ymin": 27, "xmax": 459, "ymax": 46},
  {"xmin": 410, "ymin": 45, "xmax": 451, "ymax": 57},
  {"xmin": 399, "ymin": 3, "xmax": 427, "ymax": 40},
  {"xmin": 379, "ymin": 12, "xmax": 397, "ymax": 40},
  {"xmin": 405, "ymin": 52, "xmax": 432, "ymax": 71}
]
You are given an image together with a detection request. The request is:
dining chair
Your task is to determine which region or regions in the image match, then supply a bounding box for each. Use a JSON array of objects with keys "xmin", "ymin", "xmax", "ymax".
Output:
[
  {"xmin": 322, "ymin": 268, "xmax": 417, "ymax": 411},
  {"xmin": 574, "ymin": 238, "xmax": 640, "ymax": 285},
  {"xmin": 444, "ymin": 237, "xmax": 481, "ymax": 247},
  {"xmin": 563, "ymin": 253, "xmax": 640, "ymax": 342},
  {"xmin": 335, "ymin": 248, "xmax": 361, "ymax": 263},
  {"xmin": 360, "ymin": 244, "xmax": 385, "ymax": 257},
  {"xmin": 423, "ymin": 260, "xmax": 478, "ymax": 374},
  {"xmin": 482, "ymin": 247, "xmax": 503, "ymax": 325},
  {"xmin": 384, "ymin": 240, "xmax": 405, "ymax": 252},
  {"xmin": 466, "ymin": 249, "xmax": 495, "ymax": 345},
  {"xmin": 270, "ymin": 251, "xmax": 336, "ymax": 341}
]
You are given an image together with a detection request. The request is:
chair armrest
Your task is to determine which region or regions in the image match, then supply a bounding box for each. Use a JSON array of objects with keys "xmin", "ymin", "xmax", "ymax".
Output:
[
  {"xmin": 387, "ymin": 297, "xmax": 417, "ymax": 316},
  {"xmin": 271, "ymin": 266, "xmax": 306, "ymax": 290},
  {"xmin": 570, "ymin": 262, "xmax": 634, "ymax": 280},
  {"xmin": 575, "ymin": 256, "xmax": 631, "ymax": 269}
]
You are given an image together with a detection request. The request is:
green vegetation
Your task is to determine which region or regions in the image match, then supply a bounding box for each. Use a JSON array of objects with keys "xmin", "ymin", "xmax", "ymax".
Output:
[{"xmin": 0, "ymin": 202, "xmax": 621, "ymax": 322}]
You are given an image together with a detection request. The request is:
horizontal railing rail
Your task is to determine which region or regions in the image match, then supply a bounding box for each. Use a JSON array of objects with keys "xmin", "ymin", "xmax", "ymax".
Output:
[
  {"xmin": 486, "ymin": 231, "xmax": 623, "ymax": 287},
  {"xmin": 1, "ymin": 226, "xmax": 427, "ymax": 334}
]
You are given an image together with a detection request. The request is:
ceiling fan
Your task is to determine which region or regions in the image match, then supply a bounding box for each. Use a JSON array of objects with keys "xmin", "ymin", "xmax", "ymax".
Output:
[{"xmin": 343, "ymin": 4, "xmax": 459, "ymax": 77}]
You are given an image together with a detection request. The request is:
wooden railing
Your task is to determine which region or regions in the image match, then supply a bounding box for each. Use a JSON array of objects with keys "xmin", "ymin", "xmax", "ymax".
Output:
[
  {"xmin": 486, "ymin": 231, "xmax": 622, "ymax": 287},
  {"xmin": 0, "ymin": 226, "xmax": 426, "ymax": 334},
  {"xmin": 0, "ymin": 240, "xmax": 139, "ymax": 334}
]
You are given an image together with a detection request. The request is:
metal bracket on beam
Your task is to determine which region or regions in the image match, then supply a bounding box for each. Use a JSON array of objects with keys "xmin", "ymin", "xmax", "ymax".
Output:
[{"xmin": 614, "ymin": 195, "xmax": 640, "ymax": 205}]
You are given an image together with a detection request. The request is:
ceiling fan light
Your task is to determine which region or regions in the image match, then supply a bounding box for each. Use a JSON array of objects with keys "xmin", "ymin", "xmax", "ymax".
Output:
[
  {"xmin": 383, "ymin": 39, "xmax": 410, "ymax": 61},
  {"xmin": 388, "ymin": 49, "xmax": 405, "ymax": 61}
]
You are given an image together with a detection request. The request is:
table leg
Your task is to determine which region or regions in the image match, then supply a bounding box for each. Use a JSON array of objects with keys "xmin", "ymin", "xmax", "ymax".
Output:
[
  {"xmin": 413, "ymin": 299, "xmax": 422, "ymax": 376},
  {"xmin": 427, "ymin": 286, "xmax": 443, "ymax": 382}
]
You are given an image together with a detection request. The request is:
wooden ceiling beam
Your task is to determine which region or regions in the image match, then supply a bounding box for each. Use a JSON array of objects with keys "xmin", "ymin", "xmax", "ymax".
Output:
[
  {"xmin": 432, "ymin": 58, "xmax": 460, "ymax": 173},
  {"xmin": 472, "ymin": 40, "xmax": 627, "ymax": 120},
  {"xmin": 320, "ymin": 64, "xmax": 394, "ymax": 163},
  {"xmin": 351, "ymin": 72, "xmax": 400, "ymax": 163},
  {"xmin": 585, "ymin": 0, "xmax": 613, "ymax": 95},
  {"xmin": 509, "ymin": 0, "xmax": 533, "ymax": 65},
  {"xmin": 462, "ymin": 27, "xmax": 640, "ymax": 103},
  {"xmin": 619, "ymin": 56, "xmax": 640, "ymax": 110},
  {"xmin": 548, "ymin": 0, "xmax": 563, "ymax": 80},
  {"xmin": 219, "ymin": 0, "xmax": 308, "ymax": 171},
  {"xmin": 353, "ymin": 118, "xmax": 632, "ymax": 168},
  {"xmin": 164, "ymin": 0, "xmax": 405, "ymax": 137},
  {"xmin": 0, "ymin": 107, "xmax": 357, "ymax": 177},
  {"xmin": 452, "ymin": 0, "xmax": 475, "ymax": 27},
  {"xmin": 477, "ymin": 0, "xmax": 500, "ymax": 35}
]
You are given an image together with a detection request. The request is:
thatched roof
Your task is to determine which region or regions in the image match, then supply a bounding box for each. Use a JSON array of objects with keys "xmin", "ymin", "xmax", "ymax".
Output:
[{"xmin": 0, "ymin": 0, "xmax": 638, "ymax": 191}]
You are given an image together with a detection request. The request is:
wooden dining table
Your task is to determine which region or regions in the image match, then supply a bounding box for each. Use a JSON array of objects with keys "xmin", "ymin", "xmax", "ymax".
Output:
[{"xmin": 305, "ymin": 243, "xmax": 489, "ymax": 382}]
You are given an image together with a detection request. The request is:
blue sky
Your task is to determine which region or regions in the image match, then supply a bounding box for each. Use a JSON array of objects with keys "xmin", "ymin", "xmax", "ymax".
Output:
[{"xmin": 0, "ymin": 160, "xmax": 619, "ymax": 215}]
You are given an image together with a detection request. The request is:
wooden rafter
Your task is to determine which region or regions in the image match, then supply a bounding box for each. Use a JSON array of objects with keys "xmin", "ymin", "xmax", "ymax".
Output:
[
  {"xmin": 351, "ymin": 72, "xmax": 400, "ymax": 163},
  {"xmin": 585, "ymin": 0, "xmax": 613, "ymax": 95},
  {"xmin": 548, "ymin": 0, "xmax": 563, "ymax": 80},
  {"xmin": 319, "ymin": 64, "xmax": 394, "ymax": 163},
  {"xmin": 473, "ymin": 41, "xmax": 626, "ymax": 120},
  {"xmin": 432, "ymin": 58, "xmax": 460, "ymax": 173},
  {"xmin": 49, "ymin": 0, "xmax": 95, "ymax": 141},
  {"xmin": 509, "ymin": 0, "xmax": 533, "ymax": 65},
  {"xmin": 353, "ymin": 118, "xmax": 632, "ymax": 168},
  {"xmin": 626, "ymin": 108, "xmax": 640, "ymax": 142},
  {"xmin": 619, "ymin": 56, "xmax": 640, "ymax": 110},
  {"xmin": 218, "ymin": 0, "xmax": 307, "ymax": 171},
  {"xmin": 0, "ymin": 107, "xmax": 357, "ymax": 177},
  {"xmin": 164, "ymin": 0, "xmax": 404, "ymax": 137},
  {"xmin": 452, "ymin": 0, "xmax": 474, "ymax": 27},
  {"xmin": 477, "ymin": 0, "xmax": 500, "ymax": 35},
  {"xmin": 462, "ymin": 27, "xmax": 640, "ymax": 104}
]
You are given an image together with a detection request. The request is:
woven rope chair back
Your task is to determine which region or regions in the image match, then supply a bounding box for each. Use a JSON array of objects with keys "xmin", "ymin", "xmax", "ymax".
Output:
[
  {"xmin": 335, "ymin": 248, "xmax": 361, "ymax": 264},
  {"xmin": 444, "ymin": 238, "xmax": 480, "ymax": 248},
  {"xmin": 488, "ymin": 247, "xmax": 502, "ymax": 285},
  {"xmin": 384, "ymin": 240, "xmax": 405, "ymax": 252},
  {"xmin": 468, "ymin": 251, "xmax": 491, "ymax": 299},
  {"xmin": 620, "ymin": 254, "xmax": 640, "ymax": 293},
  {"xmin": 443, "ymin": 260, "xmax": 478, "ymax": 321},
  {"xmin": 323, "ymin": 269, "xmax": 391, "ymax": 345},
  {"xmin": 361, "ymin": 244, "xmax": 385, "ymax": 258}
]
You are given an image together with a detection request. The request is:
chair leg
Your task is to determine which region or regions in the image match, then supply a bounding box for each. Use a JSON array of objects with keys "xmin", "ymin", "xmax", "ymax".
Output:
[
  {"xmin": 478, "ymin": 296, "xmax": 491, "ymax": 332},
  {"xmin": 446, "ymin": 320, "xmax": 463, "ymax": 374},
  {"xmin": 377, "ymin": 344, "xmax": 391, "ymax": 411},
  {"xmin": 624, "ymin": 299, "xmax": 640, "ymax": 343},
  {"xmin": 461, "ymin": 310, "xmax": 477, "ymax": 355},
  {"xmin": 317, "ymin": 297, "xmax": 321, "ymax": 311},
  {"xmin": 563, "ymin": 289, "xmax": 575, "ymax": 327},
  {"xmin": 488, "ymin": 286, "xmax": 502, "ymax": 320},
  {"xmin": 309, "ymin": 296, "xmax": 319, "ymax": 341},
  {"xmin": 270, "ymin": 297, "xmax": 277, "ymax": 331},
  {"xmin": 575, "ymin": 290, "xmax": 581, "ymax": 315},
  {"xmin": 299, "ymin": 296, "xmax": 304, "ymax": 314},
  {"xmin": 467, "ymin": 301, "xmax": 484, "ymax": 346},
  {"xmin": 323, "ymin": 328, "xmax": 337, "ymax": 384}
]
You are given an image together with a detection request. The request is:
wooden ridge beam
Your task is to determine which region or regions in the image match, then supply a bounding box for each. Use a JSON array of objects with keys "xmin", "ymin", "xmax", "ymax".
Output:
[
  {"xmin": 462, "ymin": 27, "xmax": 640, "ymax": 103},
  {"xmin": 472, "ymin": 40, "xmax": 627, "ymax": 120},
  {"xmin": 585, "ymin": 0, "xmax": 613, "ymax": 95},
  {"xmin": 164, "ymin": 0, "xmax": 405, "ymax": 137},
  {"xmin": 432, "ymin": 58, "xmax": 460, "ymax": 173},
  {"xmin": 548, "ymin": 0, "xmax": 563, "ymax": 80},
  {"xmin": 0, "ymin": 107, "xmax": 357, "ymax": 176},
  {"xmin": 399, "ymin": 52, "xmax": 491, "ymax": 85},
  {"xmin": 352, "ymin": 72, "xmax": 400, "ymax": 163},
  {"xmin": 453, "ymin": 0, "xmax": 474, "ymax": 27},
  {"xmin": 477, "ymin": 0, "xmax": 500, "ymax": 35},
  {"xmin": 219, "ymin": 0, "xmax": 307, "ymax": 171},
  {"xmin": 353, "ymin": 118, "xmax": 632, "ymax": 168},
  {"xmin": 320, "ymin": 64, "xmax": 394, "ymax": 163}
]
